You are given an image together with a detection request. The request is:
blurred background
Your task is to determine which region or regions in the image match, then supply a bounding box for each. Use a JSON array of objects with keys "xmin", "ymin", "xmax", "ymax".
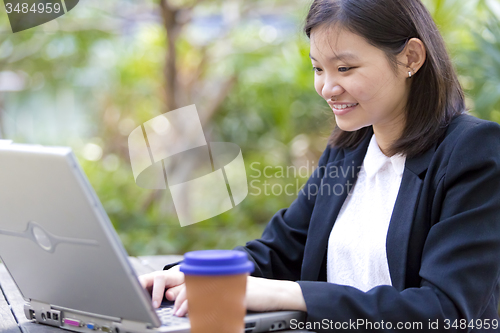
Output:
[{"xmin": 0, "ymin": 0, "xmax": 499, "ymax": 256}]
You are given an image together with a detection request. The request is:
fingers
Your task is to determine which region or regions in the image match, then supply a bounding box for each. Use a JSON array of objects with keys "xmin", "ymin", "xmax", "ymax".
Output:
[
  {"xmin": 173, "ymin": 286, "xmax": 187, "ymax": 316},
  {"xmin": 175, "ymin": 300, "xmax": 188, "ymax": 317},
  {"xmin": 138, "ymin": 268, "xmax": 185, "ymax": 309},
  {"xmin": 165, "ymin": 284, "xmax": 184, "ymax": 301},
  {"xmin": 151, "ymin": 274, "xmax": 167, "ymax": 308},
  {"xmin": 138, "ymin": 266, "xmax": 183, "ymax": 289},
  {"xmin": 138, "ymin": 272, "xmax": 154, "ymax": 290}
]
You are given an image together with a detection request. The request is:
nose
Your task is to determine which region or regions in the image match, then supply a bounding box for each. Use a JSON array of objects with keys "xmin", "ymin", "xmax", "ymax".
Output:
[{"xmin": 322, "ymin": 79, "xmax": 345, "ymax": 101}]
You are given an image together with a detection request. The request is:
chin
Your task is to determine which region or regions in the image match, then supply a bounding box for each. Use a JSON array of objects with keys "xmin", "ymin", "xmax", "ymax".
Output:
[{"xmin": 334, "ymin": 119, "xmax": 368, "ymax": 132}]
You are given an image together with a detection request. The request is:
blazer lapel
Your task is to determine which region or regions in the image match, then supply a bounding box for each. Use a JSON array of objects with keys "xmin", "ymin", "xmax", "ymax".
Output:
[
  {"xmin": 301, "ymin": 129, "xmax": 437, "ymax": 284},
  {"xmin": 386, "ymin": 145, "xmax": 435, "ymax": 290},
  {"xmin": 301, "ymin": 132, "xmax": 371, "ymax": 281}
]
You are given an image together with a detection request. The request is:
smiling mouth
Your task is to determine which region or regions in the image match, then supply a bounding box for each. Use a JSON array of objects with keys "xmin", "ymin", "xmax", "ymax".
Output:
[
  {"xmin": 330, "ymin": 102, "xmax": 359, "ymax": 116},
  {"xmin": 331, "ymin": 103, "xmax": 359, "ymax": 110}
]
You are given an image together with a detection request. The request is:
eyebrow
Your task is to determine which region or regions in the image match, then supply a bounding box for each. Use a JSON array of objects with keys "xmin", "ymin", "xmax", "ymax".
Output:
[{"xmin": 309, "ymin": 52, "xmax": 359, "ymax": 62}]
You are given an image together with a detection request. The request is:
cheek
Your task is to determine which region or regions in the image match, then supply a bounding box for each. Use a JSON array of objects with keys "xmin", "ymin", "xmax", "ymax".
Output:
[
  {"xmin": 350, "ymin": 75, "xmax": 390, "ymax": 103},
  {"xmin": 345, "ymin": 80, "xmax": 371, "ymax": 102},
  {"xmin": 370, "ymin": 69, "xmax": 402, "ymax": 100}
]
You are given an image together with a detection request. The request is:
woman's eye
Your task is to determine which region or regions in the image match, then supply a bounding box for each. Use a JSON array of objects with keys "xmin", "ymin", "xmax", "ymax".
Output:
[{"xmin": 338, "ymin": 67, "xmax": 351, "ymax": 73}]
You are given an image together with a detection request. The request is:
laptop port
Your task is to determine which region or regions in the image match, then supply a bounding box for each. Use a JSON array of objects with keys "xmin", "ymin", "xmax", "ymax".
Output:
[
  {"xmin": 270, "ymin": 320, "xmax": 286, "ymax": 331},
  {"xmin": 53, "ymin": 313, "xmax": 59, "ymax": 321},
  {"xmin": 63, "ymin": 318, "xmax": 82, "ymax": 327},
  {"xmin": 46, "ymin": 312, "xmax": 51, "ymax": 319},
  {"xmin": 245, "ymin": 322, "xmax": 256, "ymax": 328},
  {"xmin": 101, "ymin": 325, "xmax": 111, "ymax": 332}
]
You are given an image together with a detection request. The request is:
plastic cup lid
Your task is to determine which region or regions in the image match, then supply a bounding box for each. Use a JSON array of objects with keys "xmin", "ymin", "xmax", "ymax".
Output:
[{"xmin": 180, "ymin": 250, "xmax": 254, "ymax": 276}]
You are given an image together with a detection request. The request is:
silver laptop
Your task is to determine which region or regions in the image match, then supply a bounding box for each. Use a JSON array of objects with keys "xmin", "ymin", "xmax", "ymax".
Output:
[{"xmin": 0, "ymin": 143, "xmax": 304, "ymax": 333}]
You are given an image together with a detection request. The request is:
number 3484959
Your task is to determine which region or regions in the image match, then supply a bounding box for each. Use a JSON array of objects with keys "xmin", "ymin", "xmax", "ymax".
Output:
[{"xmin": 5, "ymin": 2, "xmax": 62, "ymax": 14}]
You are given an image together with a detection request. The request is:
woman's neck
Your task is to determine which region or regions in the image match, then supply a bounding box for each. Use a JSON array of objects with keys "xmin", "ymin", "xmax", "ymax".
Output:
[{"xmin": 372, "ymin": 121, "xmax": 405, "ymax": 156}]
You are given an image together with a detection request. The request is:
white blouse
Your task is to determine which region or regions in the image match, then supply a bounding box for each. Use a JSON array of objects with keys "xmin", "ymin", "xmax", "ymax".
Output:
[{"xmin": 327, "ymin": 134, "xmax": 406, "ymax": 292}]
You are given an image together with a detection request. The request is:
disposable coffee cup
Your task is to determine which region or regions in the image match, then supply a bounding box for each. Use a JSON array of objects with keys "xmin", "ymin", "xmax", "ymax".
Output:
[{"xmin": 179, "ymin": 250, "xmax": 254, "ymax": 333}]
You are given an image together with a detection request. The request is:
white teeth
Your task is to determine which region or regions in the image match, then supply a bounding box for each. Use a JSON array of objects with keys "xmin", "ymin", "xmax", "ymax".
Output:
[{"xmin": 332, "ymin": 103, "xmax": 358, "ymax": 110}]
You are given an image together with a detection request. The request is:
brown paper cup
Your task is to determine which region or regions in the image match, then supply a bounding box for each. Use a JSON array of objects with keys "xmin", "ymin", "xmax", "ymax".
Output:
[{"xmin": 184, "ymin": 273, "xmax": 248, "ymax": 333}]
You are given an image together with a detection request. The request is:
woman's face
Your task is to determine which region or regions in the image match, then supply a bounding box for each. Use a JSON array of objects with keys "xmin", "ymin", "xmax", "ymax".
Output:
[{"xmin": 310, "ymin": 26, "xmax": 411, "ymax": 141}]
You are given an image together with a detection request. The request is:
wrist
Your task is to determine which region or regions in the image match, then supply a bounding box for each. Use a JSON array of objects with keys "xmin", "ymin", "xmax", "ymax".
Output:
[{"xmin": 276, "ymin": 280, "xmax": 307, "ymax": 312}]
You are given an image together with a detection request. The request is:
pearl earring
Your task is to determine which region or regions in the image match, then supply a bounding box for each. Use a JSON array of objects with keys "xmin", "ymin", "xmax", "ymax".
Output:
[{"xmin": 408, "ymin": 67, "xmax": 416, "ymax": 78}]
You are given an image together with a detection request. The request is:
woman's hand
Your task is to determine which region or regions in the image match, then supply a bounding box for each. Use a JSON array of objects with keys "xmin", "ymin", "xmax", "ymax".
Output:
[
  {"xmin": 141, "ymin": 271, "xmax": 307, "ymax": 317},
  {"xmin": 138, "ymin": 266, "xmax": 185, "ymax": 309},
  {"xmin": 246, "ymin": 276, "xmax": 307, "ymax": 313}
]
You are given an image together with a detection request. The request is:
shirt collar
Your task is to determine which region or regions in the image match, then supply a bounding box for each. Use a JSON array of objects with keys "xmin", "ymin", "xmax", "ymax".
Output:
[{"xmin": 363, "ymin": 134, "xmax": 406, "ymax": 178}]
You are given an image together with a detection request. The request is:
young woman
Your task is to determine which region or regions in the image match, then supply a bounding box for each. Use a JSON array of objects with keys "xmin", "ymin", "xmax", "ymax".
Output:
[{"xmin": 140, "ymin": 0, "xmax": 500, "ymax": 331}]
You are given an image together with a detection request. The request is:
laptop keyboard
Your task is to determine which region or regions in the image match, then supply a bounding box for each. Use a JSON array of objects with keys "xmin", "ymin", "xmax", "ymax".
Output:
[{"xmin": 156, "ymin": 302, "xmax": 190, "ymax": 327}]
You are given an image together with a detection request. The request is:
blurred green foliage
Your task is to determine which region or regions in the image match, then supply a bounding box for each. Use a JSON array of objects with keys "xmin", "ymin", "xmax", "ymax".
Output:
[{"xmin": 0, "ymin": 0, "xmax": 499, "ymax": 256}]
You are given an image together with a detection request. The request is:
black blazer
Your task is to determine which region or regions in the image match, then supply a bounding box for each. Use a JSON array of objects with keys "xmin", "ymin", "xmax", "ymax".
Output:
[{"xmin": 236, "ymin": 114, "xmax": 500, "ymax": 332}]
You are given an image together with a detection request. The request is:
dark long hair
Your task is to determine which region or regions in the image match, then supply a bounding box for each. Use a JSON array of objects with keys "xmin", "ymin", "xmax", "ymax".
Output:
[{"xmin": 304, "ymin": 0, "xmax": 466, "ymax": 157}]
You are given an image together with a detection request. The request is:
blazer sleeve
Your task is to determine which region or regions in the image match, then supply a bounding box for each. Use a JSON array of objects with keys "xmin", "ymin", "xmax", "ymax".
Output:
[
  {"xmin": 234, "ymin": 145, "xmax": 334, "ymax": 281},
  {"xmin": 297, "ymin": 121, "xmax": 500, "ymax": 332}
]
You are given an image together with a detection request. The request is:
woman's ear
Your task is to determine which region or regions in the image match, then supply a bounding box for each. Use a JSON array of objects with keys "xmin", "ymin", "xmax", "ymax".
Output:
[{"xmin": 399, "ymin": 38, "xmax": 426, "ymax": 76}]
